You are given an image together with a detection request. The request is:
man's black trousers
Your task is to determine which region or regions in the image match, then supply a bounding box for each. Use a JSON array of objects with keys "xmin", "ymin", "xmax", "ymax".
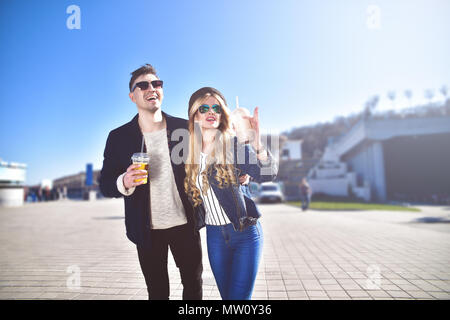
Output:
[{"xmin": 136, "ymin": 223, "xmax": 203, "ymax": 300}]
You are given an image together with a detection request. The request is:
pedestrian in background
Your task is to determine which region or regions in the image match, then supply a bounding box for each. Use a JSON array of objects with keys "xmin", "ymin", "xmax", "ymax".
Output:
[{"xmin": 299, "ymin": 177, "xmax": 312, "ymax": 211}]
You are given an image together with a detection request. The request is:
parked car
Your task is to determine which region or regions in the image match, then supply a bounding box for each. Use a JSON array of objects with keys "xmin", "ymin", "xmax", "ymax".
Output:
[{"xmin": 257, "ymin": 182, "xmax": 284, "ymax": 203}]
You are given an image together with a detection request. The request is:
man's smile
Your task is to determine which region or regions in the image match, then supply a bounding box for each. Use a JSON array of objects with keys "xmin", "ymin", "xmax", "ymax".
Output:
[{"xmin": 145, "ymin": 94, "xmax": 158, "ymax": 101}]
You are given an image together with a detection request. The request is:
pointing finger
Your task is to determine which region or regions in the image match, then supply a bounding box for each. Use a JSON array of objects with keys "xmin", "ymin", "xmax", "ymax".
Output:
[{"xmin": 254, "ymin": 107, "xmax": 259, "ymax": 121}]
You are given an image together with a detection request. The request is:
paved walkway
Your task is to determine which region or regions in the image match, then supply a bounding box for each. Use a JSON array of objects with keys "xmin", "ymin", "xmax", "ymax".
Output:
[{"xmin": 0, "ymin": 199, "xmax": 449, "ymax": 300}]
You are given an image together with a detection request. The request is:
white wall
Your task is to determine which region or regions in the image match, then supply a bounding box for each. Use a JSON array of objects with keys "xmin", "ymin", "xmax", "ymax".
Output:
[
  {"xmin": 346, "ymin": 141, "xmax": 386, "ymax": 201},
  {"xmin": 0, "ymin": 188, "xmax": 24, "ymax": 207},
  {"xmin": 281, "ymin": 140, "xmax": 302, "ymax": 160},
  {"xmin": 315, "ymin": 163, "xmax": 347, "ymax": 179},
  {"xmin": 309, "ymin": 178, "xmax": 349, "ymax": 197},
  {"xmin": 308, "ymin": 168, "xmax": 371, "ymax": 201},
  {"xmin": 354, "ymin": 185, "xmax": 371, "ymax": 201},
  {"xmin": 0, "ymin": 166, "xmax": 26, "ymax": 183}
]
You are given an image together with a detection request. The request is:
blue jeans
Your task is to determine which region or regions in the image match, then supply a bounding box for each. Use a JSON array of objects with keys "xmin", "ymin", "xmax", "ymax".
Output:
[
  {"xmin": 301, "ymin": 194, "xmax": 311, "ymax": 210},
  {"xmin": 206, "ymin": 221, "xmax": 263, "ymax": 300}
]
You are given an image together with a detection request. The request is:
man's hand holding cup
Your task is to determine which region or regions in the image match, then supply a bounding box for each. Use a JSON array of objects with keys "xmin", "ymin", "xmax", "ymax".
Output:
[
  {"xmin": 124, "ymin": 152, "xmax": 150, "ymax": 190},
  {"xmin": 123, "ymin": 163, "xmax": 148, "ymax": 189}
]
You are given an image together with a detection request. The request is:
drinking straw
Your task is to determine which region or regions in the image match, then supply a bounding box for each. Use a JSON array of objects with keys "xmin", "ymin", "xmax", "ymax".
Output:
[{"xmin": 140, "ymin": 135, "xmax": 144, "ymax": 153}]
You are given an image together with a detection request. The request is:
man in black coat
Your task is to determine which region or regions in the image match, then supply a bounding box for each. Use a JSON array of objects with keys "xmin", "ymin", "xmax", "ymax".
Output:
[{"xmin": 99, "ymin": 64, "xmax": 202, "ymax": 300}]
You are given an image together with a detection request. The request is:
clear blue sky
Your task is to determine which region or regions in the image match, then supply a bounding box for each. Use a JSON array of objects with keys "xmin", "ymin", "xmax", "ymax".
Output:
[{"xmin": 1, "ymin": 0, "xmax": 449, "ymax": 185}]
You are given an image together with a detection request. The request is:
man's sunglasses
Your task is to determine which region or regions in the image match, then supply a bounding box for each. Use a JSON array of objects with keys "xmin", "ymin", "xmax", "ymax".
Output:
[
  {"xmin": 198, "ymin": 104, "xmax": 222, "ymax": 114},
  {"xmin": 131, "ymin": 80, "xmax": 163, "ymax": 92}
]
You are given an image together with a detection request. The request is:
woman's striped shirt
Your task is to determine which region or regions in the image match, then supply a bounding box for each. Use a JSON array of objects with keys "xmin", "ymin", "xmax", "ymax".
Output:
[{"xmin": 196, "ymin": 152, "xmax": 231, "ymax": 226}]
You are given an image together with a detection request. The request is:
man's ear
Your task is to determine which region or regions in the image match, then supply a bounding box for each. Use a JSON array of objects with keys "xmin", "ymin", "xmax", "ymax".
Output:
[{"xmin": 129, "ymin": 91, "xmax": 136, "ymax": 103}]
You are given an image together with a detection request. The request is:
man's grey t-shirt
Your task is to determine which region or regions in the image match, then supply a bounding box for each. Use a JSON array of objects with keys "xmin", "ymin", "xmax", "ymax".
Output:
[{"xmin": 142, "ymin": 128, "xmax": 188, "ymax": 229}]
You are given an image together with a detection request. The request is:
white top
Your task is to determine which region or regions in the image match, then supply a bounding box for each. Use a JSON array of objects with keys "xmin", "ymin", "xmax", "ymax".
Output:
[
  {"xmin": 196, "ymin": 152, "xmax": 231, "ymax": 226},
  {"xmin": 116, "ymin": 128, "xmax": 187, "ymax": 230}
]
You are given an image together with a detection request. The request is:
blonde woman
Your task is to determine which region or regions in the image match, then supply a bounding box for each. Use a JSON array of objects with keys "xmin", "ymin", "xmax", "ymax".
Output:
[{"xmin": 184, "ymin": 87, "xmax": 278, "ymax": 300}]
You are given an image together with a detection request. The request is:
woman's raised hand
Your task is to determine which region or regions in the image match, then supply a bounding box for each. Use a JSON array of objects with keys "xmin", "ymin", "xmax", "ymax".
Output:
[{"xmin": 242, "ymin": 107, "xmax": 262, "ymax": 150}]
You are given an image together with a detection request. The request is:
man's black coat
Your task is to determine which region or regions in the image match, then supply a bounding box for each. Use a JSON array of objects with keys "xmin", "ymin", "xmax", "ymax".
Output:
[{"xmin": 99, "ymin": 112, "xmax": 195, "ymax": 248}]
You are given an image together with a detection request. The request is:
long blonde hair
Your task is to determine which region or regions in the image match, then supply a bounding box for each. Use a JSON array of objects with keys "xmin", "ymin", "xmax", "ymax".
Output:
[{"xmin": 184, "ymin": 91, "xmax": 239, "ymax": 207}]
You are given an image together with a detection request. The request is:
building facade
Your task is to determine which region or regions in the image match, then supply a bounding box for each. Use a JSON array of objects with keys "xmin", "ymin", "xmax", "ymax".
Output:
[
  {"xmin": 0, "ymin": 160, "xmax": 27, "ymax": 207},
  {"xmin": 308, "ymin": 116, "xmax": 450, "ymax": 202}
]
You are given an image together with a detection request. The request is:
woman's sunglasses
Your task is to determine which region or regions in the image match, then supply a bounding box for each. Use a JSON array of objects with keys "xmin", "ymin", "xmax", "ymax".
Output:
[
  {"xmin": 131, "ymin": 80, "xmax": 163, "ymax": 92},
  {"xmin": 198, "ymin": 104, "xmax": 222, "ymax": 114}
]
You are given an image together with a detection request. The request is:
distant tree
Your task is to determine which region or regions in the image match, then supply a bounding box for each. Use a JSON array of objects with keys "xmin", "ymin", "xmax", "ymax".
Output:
[
  {"xmin": 372, "ymin": 95, "xmax": 379, "ymax": 109},
  {"xmin": 364, "ymin": 95, "xmax": 379, "ymax": 119},
  {"xmin": 444, "ymin": 96, "xmax": 450, "ymax": 115},
  {"xmin": 424, "ymin": 89, "xmax": 434, "ymax": 103},
  {"xmin": 387, "ymin": 91, "xmax": 396, "ymax": 108},
  {"xmin": 404, "ymin": 90, "xmax": 413, "ymax": 107},
  {"xmin": 440, "ymin": 85, "xmax": 448, "ymax": 100}
]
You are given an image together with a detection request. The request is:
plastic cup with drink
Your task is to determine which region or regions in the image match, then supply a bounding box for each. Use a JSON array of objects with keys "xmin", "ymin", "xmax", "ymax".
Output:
[{"xmin": 131, "ymin": 152, "xmax": 149, "ymax": 184}]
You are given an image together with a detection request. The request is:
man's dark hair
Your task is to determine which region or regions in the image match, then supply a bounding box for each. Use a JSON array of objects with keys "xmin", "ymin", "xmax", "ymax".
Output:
[{"xmin": 129, "ymin": 64, "xmax": 158, "ymax": 92}]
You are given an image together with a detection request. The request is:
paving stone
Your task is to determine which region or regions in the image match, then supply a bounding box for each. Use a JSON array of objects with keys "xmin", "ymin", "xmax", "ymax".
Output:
[
  {"xmin": 346, "ymin": 290, "xmax": 371, "ymax": 298},
  {"xmin": 301, "ymin": 279, "xmax": 323, "ymax": 290},
  {"xmin": 118, "ymin": 288, "xmax": 141, "ymax": 295},
  {"xmin": 408, "ymin": 280, "xmax": 443, "ymax": 292},
  {"xmin": 268, "ymin": 291, "xmax": 288, "ymax": 299},
  {"xmin": 389, "ymin": 278, "xmax": 412, "ymax": 285},
  {"xmin": 428, "ymin": 291, "xmax": 450, "ymax": 299},
  {"xmin": 339, "ymin": 280, "xmax": 363, "ymax": 291},
  {"xmin": 266, "ymin": 279, "xmax": 284, "ymax": 286},
  {"xmin": 330, "ymin": 296, "xmax": 352, "ymax": 300},
  {"xmin": 380, "ymin": 283, "xmax": 401, "ymax": 291},
  {"xmin": 407, "ymin": 291, "xmax": 435, "ymax": 299},
  {"xmin": 253, "ymin": 284, "xmax": 268, "ymax": 291},
  {"xmin": 283, "ymin": 279, "xmax": 302, "ymax": 285},
  {"xmin": 252, "ymin": 291, "xmax": 268, "ymax": 299},
  {"xmin": 53, "ymin": 292, "xmax": 81, "ymax": 299},
  {"xmin": 322, "ymin": 284, "xmax": 343, "ymax": 291},
  {"xmin": 396, "ymin": 283, "xmax": 422, "ymax": 292},
  {"xmin": 1, "ymin": 200, "xmax": 449, "ymax": 301},
  {"xmin": 307, "ymin": 290, "xmax": 328, "ymax": 298},
  {"xmin": 367, "ymin": 290, "xmax": 391, "ymax": 298},
  {"xmin": 310, "ymin": 296, "xmax": 330, "ymax": 300},
  {"xmin": 129, "ymin": 295, "xmax": 147, "ymax": 300},
  {"xmin": 92, "ymin": 294, "xmax": 131, "ymax": 300},
  {"xmin": 427, "ymin": 280, "xmax": 450, "ymax": 291},
  {"xmin": 387, "ymin": 290, "xmax": 413, "ymax": 298},
  {"xmin": 319, "ymin": 279, "xmax": 339, "ymax": 285},
  {"xmin": 287, "ymin": 291, "xmax": 308, "ymax": 299},
  {"xmin": 326, "ymin": 290, "xmax": 349, "ymax": 298}
]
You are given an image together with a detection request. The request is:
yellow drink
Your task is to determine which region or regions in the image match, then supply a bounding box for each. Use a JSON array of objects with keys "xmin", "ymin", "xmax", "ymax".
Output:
[
  {"xmin": 133, "ymin": 163, "xmax": 149, "ymax": 184},
  {"xmin": 131, "ymin": 152, "xmax": 150, "ymax": 185}
]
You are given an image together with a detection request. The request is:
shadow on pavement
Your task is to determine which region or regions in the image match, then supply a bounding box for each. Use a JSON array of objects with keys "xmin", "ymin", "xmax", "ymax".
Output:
[
  {"xmin": 410, "ymin": 216, "xmax": 450, "ymax": 224},
  {"xmin": 284, "ymin": 203, "xmax": 366, "ymax": 212},
  {"xmin": 92, "ymin": 216, "xmax": 124, "ymax": 220}
]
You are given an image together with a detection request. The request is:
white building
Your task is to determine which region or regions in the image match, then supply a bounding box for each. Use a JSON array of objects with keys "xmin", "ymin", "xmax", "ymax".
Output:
[
  {"xmin": 281, "ymin": 139, "xmax": 302, "ymax": 160},
  {"xmin": 0, "ymin": 160, "xmax": 27, "ymax": 207},
  {"xmin": 308, "ymin": 116, "xmax": 450, "ymax": 202}
]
